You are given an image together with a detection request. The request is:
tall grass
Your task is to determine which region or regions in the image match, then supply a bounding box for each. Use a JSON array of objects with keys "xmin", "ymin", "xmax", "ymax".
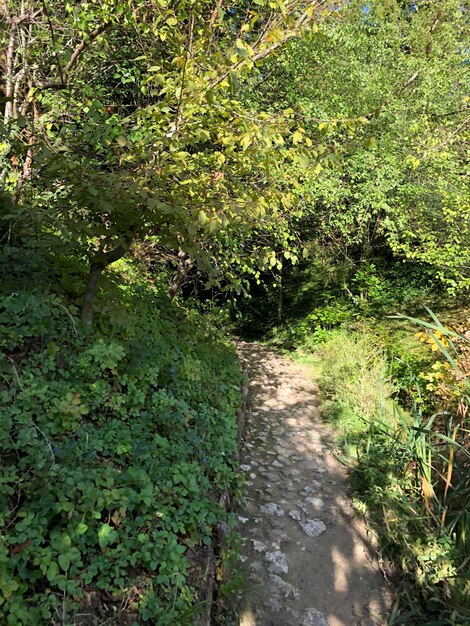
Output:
[{"xmin": 315, "ymin": 323, "xmax": 470, "ymax": 624}]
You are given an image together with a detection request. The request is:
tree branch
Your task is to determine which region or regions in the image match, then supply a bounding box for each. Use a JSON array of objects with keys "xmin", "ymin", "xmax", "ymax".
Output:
[
  {"xmin": 206, "ymin": 0, "xmax": 330, "ymax": 93},
  {"xmin": 35, "ymin": 22, "xmax": 109, "ymax": 90}
]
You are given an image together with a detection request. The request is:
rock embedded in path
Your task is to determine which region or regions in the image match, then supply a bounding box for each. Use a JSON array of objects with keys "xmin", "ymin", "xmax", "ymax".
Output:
[
  {"xmin": 265, "ymin": 550, "xmax": 289, "ymax": 574},
  {"xmin": 300, "ymin": 519, "xmax": 326, "ymax": 537},
  {"xmin": 302, "ymin": 460, "xmax": 319, "ymax": 470},
  {"xmin": 263, "ymin": 596, "xmax": 283, "ymax": 613},
  {"xmin": 289, "ymin": 509, "xmax": 302, "ymax": 521},
  {"xmin": 268, "ymin": 529, "xmax": 290, "ymax": 546},
  {"xmin": 305, "ymin": 496, "xmax": 325, "ymax": 510},
  {"xmin": 260, "ymin": 502, "xmax": 284, "ymax": 516},
  {"xmin": 302, "ymin": 607, "xmax": 329, "ymax": 626},
  {"xmin": 269, "ymin": 574, "xmax": 300, "ymax": 599},
  {"xmin": 252, "ymin": 540, "xmax": 267, "ymax": 553}
]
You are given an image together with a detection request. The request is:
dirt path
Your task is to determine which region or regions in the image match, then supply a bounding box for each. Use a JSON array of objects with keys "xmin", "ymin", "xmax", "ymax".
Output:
[{"xmin": 234, "ymin": 342, "xmax": 393, "ymax": 626}]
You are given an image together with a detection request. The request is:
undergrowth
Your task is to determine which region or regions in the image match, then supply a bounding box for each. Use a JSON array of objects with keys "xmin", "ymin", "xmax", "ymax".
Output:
[
  {"xmin": 0, "ymin": 260, "xmax": 242, "ymax": 625},
  {"xmin": 311, "ymin": 325, "xmax": 470, "ymax": 625}
]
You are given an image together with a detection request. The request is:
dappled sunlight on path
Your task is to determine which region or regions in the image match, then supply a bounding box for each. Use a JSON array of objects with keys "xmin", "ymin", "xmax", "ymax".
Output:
[{"xmin": 235, "ymin": 342, "xmax": 393, "ymax": 626}]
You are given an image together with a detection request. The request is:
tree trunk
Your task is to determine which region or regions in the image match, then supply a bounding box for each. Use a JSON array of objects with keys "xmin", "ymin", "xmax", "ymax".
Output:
[
  {"xmin": 81, "ymin": 262, "xmax": 104, "ymax": 328},
  {"xmin": 81, "ymin": 243, "xmax": 129, "ymax": 327},
  {"xmin": 277, "ymin": 266, "xmax": 283, "ymax": 323},
  {"xmin": 168, "ymin": 250, "xmax": 194, "ymax": 301}
]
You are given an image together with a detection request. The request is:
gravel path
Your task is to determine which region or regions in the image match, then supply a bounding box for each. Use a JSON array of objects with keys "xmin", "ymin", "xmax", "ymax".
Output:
[{"xmin": 235, "ymin": 342, "xmax": 392, "ymax": 626}]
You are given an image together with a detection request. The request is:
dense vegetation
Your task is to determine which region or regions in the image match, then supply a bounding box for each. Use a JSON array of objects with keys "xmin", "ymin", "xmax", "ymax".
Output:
[
  {"xmin": 0, "ymin": 255, "xmax": 243, "ymax": 624},
  {"xmin": 1, "ymin": 0, "xmax": 469, "ymax": 623}
]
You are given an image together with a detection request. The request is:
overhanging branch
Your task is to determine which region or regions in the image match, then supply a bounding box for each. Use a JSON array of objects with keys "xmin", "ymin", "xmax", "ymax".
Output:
[{"xmin": 35, "ymin": 22, "xmax": 109, "ymax": 90}]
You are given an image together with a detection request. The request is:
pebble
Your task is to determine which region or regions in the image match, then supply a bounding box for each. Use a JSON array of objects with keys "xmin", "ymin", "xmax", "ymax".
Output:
[
  {"xmin": 252, "ymin": 540, "xmax": 268, "ymax": 553},
  {"xmin": 268, "ymin": 529, "xmax": 290, "ymax": 545}
]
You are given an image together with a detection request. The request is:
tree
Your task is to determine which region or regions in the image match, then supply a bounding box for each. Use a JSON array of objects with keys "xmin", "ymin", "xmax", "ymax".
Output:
[
  {"xmin": 244, "ymin": 0, "xmax": 470, "ymax": 290},
  {"xmin": 1, "ymin": 0, "xmax": 340, "ymax": 324}
]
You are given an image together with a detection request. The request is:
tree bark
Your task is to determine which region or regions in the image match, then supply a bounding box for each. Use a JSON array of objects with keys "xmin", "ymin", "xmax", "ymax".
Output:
[
  {"xmin": 168, "ymin": 250, "xmax": 194, "ymax": 301},
  {"xmin": 81, "ymin": 261, "xmax": 104, "ymax": 328},
  {"xmin": 81, "ymin": 243, "xmax": 128, "ymax": 327},
  {"xmin": 277, "ymin": 266, "xmax": 283, "ymax": 323}
]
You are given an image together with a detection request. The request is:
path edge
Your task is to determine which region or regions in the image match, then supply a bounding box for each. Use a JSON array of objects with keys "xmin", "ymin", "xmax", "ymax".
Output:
[{"xmin": 197, "ymin": 355, "xmax": 249, "ymax": 625}]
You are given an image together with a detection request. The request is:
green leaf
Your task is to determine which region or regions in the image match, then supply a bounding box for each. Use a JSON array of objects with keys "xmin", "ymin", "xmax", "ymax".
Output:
[
  {"xmin": 157, "ymin": 574, "xmax": 170, "ymax": 585},
  {"xmin": 58, "ymin": 553, "xmax": 70, "ymax": 572},
  {"xmin": 229, "ymin": 71, "xmax": 239, "ymax": 94},
  {"xmin": 98, "ymin": 524, "xmax": 119, "ymax": 549},
  {"xmin": 47, "ymin": 562, "xmax": 59, "ymax": 582}
]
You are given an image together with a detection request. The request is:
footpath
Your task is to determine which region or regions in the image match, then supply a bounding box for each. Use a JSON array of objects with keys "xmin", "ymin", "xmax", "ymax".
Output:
[{"xmin": 235, "ymin": 342, "xmax": 392, "ymax": 626}]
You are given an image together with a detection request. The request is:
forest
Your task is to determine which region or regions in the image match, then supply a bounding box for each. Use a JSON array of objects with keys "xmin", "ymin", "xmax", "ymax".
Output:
[{"xmin": 0, "ymin": 0, "xmax": 469, "ymax": 624}]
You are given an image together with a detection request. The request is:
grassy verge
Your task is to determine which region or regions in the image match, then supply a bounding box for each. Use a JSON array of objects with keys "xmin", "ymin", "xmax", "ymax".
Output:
[
  {"xmin": 0, "ymin": 261, "xmax": 242, "ymax": 625},
  {"xmin": 296, "ymin": 326, "xmax": 469, "ymax": 625}
]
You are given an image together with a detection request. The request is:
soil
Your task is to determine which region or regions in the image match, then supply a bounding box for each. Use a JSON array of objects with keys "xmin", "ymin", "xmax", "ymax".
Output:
[{"xmin": 234, "ymin": 342, "xmax": 393, "ymax": 626}]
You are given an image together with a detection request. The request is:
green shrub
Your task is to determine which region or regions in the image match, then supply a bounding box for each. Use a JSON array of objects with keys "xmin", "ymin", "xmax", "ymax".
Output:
[{"xmin": 0, "ymin": 275, "xmax": 242, "ymax": 624}]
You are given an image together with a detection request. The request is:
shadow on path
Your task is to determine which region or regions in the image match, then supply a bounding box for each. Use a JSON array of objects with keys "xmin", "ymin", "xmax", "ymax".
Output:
[{"xmin": 234, "ymin": 342, "xmax": 393, "ymax": 626}]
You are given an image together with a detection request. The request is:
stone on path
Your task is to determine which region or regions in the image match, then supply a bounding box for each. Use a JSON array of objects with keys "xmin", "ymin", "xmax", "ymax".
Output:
[
  {"xmin": 302, "ymin": 607, "xmax": 329, "ymax": 626},
  {"xmin": 305, "ymin": 496, "xmax": 325, "ymax": 510},
  {"xmin": 289, "ymin": 509, "xmax": 302, "ymax": 521},
  {"xmin": 300, "ymin": 519, "xmax": 326, "ymax": 537},
  {"xmin": 268, "ymin": 529, "xmax": 290, "ymax": 546},
  {"xmin": 265, "ymin": 550, "xmax": 289, "ymax": 574},
  {"xmin": 268, "ymin": 574, "xmax": 299, "ymax": 599},
  {"xmin": 260, "ymin": 502, "xmax": 284, "ymax": 516},
  {"xmin": 251, "ymin": 540, "xmax": 267, "ymax": 553}
]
